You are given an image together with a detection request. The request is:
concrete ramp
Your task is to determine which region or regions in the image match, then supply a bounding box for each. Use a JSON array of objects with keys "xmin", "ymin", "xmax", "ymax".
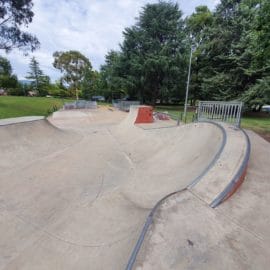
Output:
[
  {"xmin": 132, "ymin": 131, "xmax": 270, "ymax": 270},
  {"xmin": 119, "ymin": 105, "xmax": 142, "ymax": 126},
  {"xmin": 0, "ymin": 107, "xmax": 265, "ymax": 270},
  {"xmin": 50, "ymin": 107, "xmax": 126, "ymax": 131},
  {"xmin": 0, "ymin": 116, "xmax": 80, "ymax": 173},
  {"xmin": 112, "ymin": 122, "xmax": 224, "ymax": 208}
]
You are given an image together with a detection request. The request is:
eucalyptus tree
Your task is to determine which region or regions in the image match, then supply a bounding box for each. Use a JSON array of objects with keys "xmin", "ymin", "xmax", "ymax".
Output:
[
  {"xmin": 53, "ymin": 50, "xmax": 92, "ymax": 100},
  {"xmin": 0, "ymin": 0, "xmax": 39, "ymax": 53}
]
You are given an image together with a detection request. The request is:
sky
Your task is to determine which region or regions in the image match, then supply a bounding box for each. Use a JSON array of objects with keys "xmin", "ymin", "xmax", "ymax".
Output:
[{"xmin": 4, "ymin": 0, "xmax": 220, "ymax": 82}]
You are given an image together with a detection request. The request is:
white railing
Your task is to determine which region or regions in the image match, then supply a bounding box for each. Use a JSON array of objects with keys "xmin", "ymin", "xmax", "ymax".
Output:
[{"xmin": 198, "ymin": 101, "xmax": 243, "ymax": 127}]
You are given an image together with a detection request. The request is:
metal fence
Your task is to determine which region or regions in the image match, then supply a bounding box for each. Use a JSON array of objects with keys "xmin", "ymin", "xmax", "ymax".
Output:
[
  {"xmin": 197, "ymin": 101, "xmax": 243, "ymax": 127},
  {"xmin": 112, "ymin": 100, "xmax": 140, "ymax": 111},
  {"xmin": 63, "ymin": 100, "xmax": 97, "ymax": 110}
]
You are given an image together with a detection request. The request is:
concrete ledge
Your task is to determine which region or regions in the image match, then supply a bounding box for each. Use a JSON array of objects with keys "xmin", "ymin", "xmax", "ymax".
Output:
[
  {"xmin": 191, "ymin": 124, "xmax": 248, "ymax": 206},
  {"xmin": 210, "ymin": 129, "xmax": 251, "ymax": 207},
  {"xmin": 0, "ymin": 116, "xmax": 44, "ymax": 126}
]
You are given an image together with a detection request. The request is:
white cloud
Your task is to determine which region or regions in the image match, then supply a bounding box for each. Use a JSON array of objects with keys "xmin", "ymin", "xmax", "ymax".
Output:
[{"xmin": 3, "ymin": 0, "xmax": 219, "ymax": 81}]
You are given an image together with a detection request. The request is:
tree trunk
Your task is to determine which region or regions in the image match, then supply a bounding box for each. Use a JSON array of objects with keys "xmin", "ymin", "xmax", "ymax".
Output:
[{"xmin": 150, "ymin": 86, "xmax": 159, "ymax": 107}]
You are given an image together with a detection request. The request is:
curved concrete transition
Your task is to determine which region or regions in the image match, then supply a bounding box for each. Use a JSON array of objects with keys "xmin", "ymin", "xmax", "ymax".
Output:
[
  {"xmin": 0, "ymin": 106, "xmax": 267, "ymax": 269},
  {"xmin": 130, "ymin": 131, "xmax": 270, "ymax": 269}
]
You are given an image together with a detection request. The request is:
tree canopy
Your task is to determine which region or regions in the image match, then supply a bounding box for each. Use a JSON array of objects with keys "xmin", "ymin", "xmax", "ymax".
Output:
[
  {"xmin": 0, "ymin": 56, "xmax": 18, "ymax": 90},
  {"xmin": 183, "ymin": 0, "xmax": 270, "ymax": 108},
  {"xmin": 98, "ymin": 0, "xmax": 270, "ymax": 108},
  {"xmin": 26, "ymin": 57, "xmax": 50, "ymax": 96},
  {"xmin": 1, "ymin": 0, "xmax": 269, "ymax": 108},
  {"xmin": 99, "ymin": 50, "xmax": 127, "ymax": 100},
  {"xmin": 80, "ymin": 70, "xmax": 100, "ymax": 100},
  {"xmin": 101, "ymin": 1, "xmax": 188, "ymax": 105},
  {"xmin": 0, "ymin": 0, "xmax": 39, "ymax": 53},
  {"xmin": 53, "ymin": 50, "xmax": 92, "ymax": 100}
]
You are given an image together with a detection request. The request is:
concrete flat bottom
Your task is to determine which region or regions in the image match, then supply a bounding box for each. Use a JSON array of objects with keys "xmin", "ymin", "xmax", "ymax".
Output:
[
  {"xmin": 0, "ymin": 107, "xmax": 224, "ymax": 269},
  {"xmin": 0, "ymin": 107, "xmax": 267, "ymax": 269}
]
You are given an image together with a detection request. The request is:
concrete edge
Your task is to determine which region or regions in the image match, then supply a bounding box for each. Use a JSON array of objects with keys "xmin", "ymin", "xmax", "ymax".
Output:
[
  {"xmin": 137, "ymin": 123, "xmax": 178, "ymax": 130},
  {"xmin": 125, "ymin": 121, "xmax": 226, "ymax": 270},
  {"xmin": 125, "ymin": 188, "xmax": 187, "ymax": 270},
  {"xmin": 0, "ymin": 116, "xmax": 45, "ymax": 126},
  {"xmin": 188, "ymin": 121, "xmax": 227, "ymax": 188},
  {"xmin": 0, "ymin": 116, "xmax": 67, "ymax": 134},
  {"xmin": 210, "ymin": 128, "xmax": 251, "ymax": 208}
]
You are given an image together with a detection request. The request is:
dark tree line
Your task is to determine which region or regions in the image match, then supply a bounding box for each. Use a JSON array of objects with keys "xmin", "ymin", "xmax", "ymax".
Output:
[
  {"xmin": 100, "ymin": 2, "xmax": 188, "ymax": 105},
  {"xmin": 0, "ymin": 55, "xmax": 62, "ymax": 97},
  {"xmin": 0, "ymin": 56, "xmax": 19, "ymax": 93},
  {"xmin": 100, "ymin": 0, "xmax": 270, "ymax": 109},
  {"xmin": 186, "ymin": 0, "xmax": 270, "ymax": 109},
  {"xmin": 1, "ymin": 0, "xmax": 269, "ymax": 108}
]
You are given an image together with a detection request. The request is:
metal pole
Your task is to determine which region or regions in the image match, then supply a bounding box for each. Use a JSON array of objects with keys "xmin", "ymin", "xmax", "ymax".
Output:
[{"xmin": 183, "ymin": 45, "xmax": 193, "ymax": 123}]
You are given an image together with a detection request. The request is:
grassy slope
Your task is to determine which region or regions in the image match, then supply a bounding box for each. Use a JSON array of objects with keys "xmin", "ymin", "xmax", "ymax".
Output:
[
  {"xmin": 155, "ymin": 105, "xmax": 270, "ymax": 134},
  {"xmin": 155, "ymin": 105, "xmax": 195, "ymax": 123},
  {"xmin": 241, "ymin": 118, "xmax": 270, "ymax": 133},
  {"xmin": 0, "ymin": 98, "xmax": 269, "ymax": 136},
  {"xmin": 0, "ymin": 96, "xmax": 73, "ymax": 119},
  {"xmin": 241, "ymin": 117, "xmax": 270, "ymax": 142}
]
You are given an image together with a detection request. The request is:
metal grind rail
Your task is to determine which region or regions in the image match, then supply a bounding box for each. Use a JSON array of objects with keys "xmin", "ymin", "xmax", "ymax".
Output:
[{"xmin": 198, "ymin": 101, "xmax": 243, "ymax": 128}]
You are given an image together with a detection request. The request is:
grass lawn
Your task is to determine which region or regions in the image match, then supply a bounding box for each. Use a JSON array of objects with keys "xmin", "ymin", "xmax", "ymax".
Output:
[
  {"xmin": 1, "ymin": 97, "xmax": 269, "ymax": 141},
  {"xmin": 155, "ymin": 105, "xmax": 195, "ymax": 123},
  {"xmin": 155, "ymin": 105, "xmax": 270, "ymax": 141},
  {"xmin": 241, "ymin": 117, "xmax": 270, "ymax": 142},
  {"xmin": 0, "ymin": 96, "xmax": 74, "ymax": 119}
]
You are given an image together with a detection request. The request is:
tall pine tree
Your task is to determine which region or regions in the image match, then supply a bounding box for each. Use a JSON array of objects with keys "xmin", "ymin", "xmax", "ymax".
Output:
[
  {"xmin": 102, "ymin": 2, "xmax": 188, "ymax": 105},
  {"xmin": 26, "ymin": 57, "xmax": 49, "ymax": 96}
]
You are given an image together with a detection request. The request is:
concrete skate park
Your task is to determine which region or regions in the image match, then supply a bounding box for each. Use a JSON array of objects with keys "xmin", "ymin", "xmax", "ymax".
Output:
[{"xmin": 0, "ymin": 104, "xmax": 269, "ymax": 270}]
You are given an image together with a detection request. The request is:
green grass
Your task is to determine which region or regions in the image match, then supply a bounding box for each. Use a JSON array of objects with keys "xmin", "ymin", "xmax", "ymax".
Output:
[
  {"xmin": 155, "ymin": 105, "xmax": 270, "ymax": 134},
  {"xmin": 0, "ymin": 96, "xmax": 74, "ymax": 119},
  {"xmin": 155, "ymin": 105, "xmax": 195, "ymax": 123},
  {"xmin": 1, "ymin": 98, "xmax": 269, "ymax": 135},
  {"xmin": 241, "ymin": 117, "xmax": 270, "ymax": 133}
]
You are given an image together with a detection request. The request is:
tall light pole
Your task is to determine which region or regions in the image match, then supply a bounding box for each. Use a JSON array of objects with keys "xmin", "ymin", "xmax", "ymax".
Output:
[{"xmin": 183, "ymin": 44, "xmax": 193, "ymax": 123}]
